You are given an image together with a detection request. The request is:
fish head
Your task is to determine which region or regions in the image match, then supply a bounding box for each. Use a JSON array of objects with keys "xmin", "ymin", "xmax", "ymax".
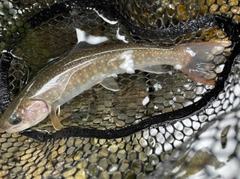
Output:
[{"xmin": 0, "ymin": 98, "xmax": 50, "ymax": 133}]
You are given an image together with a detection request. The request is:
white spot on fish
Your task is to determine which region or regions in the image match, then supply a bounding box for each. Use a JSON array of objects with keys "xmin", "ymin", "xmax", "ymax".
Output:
[
  {"xmin": 153, "ymin": 83, "xmax": 162, "ymax": 91},
  {"xmin": 142, "ymin": 96, "xmax": 150, "ymax": 106},
  {"xmin": 75, "ymin": 28, "xmax": 108, "ymax": 44},
  {"xmin": 185, "ymin": 47, "xmax": 196, "ymax": 57},
  {"xmin": 93, "ymin": 9, "xmax": 118, "ymax": 25},
  {"xmin": 119, "ymin": 50, "xmax": 135, "ymax": 73},
  {"xmin": 174, "ymin": 64, "xmax": 182, "ymax": 70},
  {"xmin": 116, "ymin": 28, "xmax": 129, "ymax": 43}
]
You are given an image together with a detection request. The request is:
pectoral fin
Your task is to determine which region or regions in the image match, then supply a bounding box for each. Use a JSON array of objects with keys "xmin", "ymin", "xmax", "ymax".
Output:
[
  {"xmin": 50, "ymin": 104, "xmax": 63, "ymax": 130},
  {"xmin": 139, "ymin": 65, "xmax": 168, "ymax": 74},
  {"xmin": 100, "ymin": 76, "xmax": 120, "ymax": 91}
]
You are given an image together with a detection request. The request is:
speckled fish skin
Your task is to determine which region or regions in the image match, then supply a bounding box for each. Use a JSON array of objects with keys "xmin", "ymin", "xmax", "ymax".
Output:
[{"xmin": 0, "ymin": 41, "xmax": 231, "ymax": 133}]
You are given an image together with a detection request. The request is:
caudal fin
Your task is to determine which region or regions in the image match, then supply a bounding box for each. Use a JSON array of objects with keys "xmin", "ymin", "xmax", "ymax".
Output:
[{"xmin": 181, "ymin": 40, "xmax": 231, "ymax": 85}]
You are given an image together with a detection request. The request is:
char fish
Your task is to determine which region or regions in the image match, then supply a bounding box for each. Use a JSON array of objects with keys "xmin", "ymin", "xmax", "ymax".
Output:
[{"xmin": 0, "ymin": 41, "xmax": 231, "ymax": 133}]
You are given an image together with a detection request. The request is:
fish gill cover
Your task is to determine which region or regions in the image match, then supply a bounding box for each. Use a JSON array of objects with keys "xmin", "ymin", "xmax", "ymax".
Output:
[{"xmin": 0, "ymin": 0, "xmax": 240, "ymax": 178}]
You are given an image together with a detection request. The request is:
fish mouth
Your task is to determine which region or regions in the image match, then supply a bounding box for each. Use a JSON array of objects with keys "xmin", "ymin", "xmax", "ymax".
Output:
[
  {"xmin": 0, "ymin": 121, "xmax": 10, "ymax": 133},
  {"xmin": 5, "ymin": 126, "xmax": 26, "ymax": 133},
  {"xmin": 5, "ymin": 118, "xmax": 44, "ymax": 133},
  {"xmin": 4, "ymin": 122, "xmax": 30, "ymax": 133},
  {"xmin": 0, "ymin": 128, "xmax": 6, "ymax": 133}
]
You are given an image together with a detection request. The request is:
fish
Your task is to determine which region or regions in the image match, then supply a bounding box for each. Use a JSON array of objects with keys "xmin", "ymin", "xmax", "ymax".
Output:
[{"xmin": 0, "ymin": 40, "xmax": 231, "ymax": 133}]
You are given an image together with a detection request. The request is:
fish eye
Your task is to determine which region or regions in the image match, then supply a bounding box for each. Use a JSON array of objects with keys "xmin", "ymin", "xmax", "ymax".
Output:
[{"xmin": 9, "ymin": 114, "xmax": 22, "ymax": 125}]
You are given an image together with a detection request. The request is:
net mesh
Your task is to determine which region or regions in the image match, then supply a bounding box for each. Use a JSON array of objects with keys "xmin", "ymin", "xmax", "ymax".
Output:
[{"xmin": 0, "ymin": 0, "xmax": 240, "ymax": 178}]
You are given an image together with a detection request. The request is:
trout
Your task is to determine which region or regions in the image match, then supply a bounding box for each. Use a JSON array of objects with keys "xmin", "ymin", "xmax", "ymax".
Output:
[{"xmin": 0, "ymin": 41, "xmax": 231, "ymax": 133}]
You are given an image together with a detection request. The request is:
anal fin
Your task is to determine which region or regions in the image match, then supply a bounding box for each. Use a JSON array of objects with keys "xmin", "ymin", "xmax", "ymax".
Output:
[{"xmin": 139, "ymin": 65, "xmax": 168, "ymax": 74}]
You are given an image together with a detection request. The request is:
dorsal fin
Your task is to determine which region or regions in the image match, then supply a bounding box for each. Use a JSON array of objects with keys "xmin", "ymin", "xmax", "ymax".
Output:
[{"xmin": 68, "ymin": 42, "xmax": 98, "ymax": 55}]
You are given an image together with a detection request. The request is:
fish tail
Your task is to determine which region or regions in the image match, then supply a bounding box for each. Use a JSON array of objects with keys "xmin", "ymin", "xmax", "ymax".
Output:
[{"xmin": 180, "ymin": 40, "xmax": 231, "ymax": 85}]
